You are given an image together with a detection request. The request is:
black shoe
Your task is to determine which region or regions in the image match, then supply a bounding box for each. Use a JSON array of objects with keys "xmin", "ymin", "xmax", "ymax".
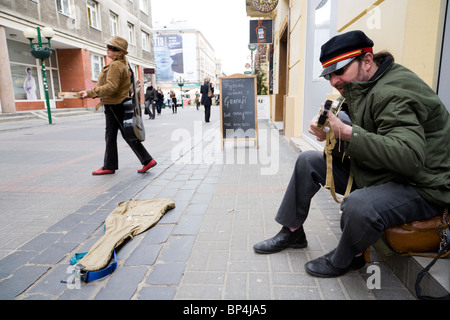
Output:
[
  {"xmin": 253, "ymin": 226, "xmax": 307, "ymax": 254},
  {"xmin": 305, "ymin": 252, "xmax": 366, "ymax": 278}
]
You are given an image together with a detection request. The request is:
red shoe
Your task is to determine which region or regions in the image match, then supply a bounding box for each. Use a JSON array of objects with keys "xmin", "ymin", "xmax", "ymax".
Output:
[
  {"xmin": 138, "ymin": 159, "xmax": 157, "ymax": 173},
  {"xmin": 92, "ymin": 167, "xmax": 115, "ymax": 175}
]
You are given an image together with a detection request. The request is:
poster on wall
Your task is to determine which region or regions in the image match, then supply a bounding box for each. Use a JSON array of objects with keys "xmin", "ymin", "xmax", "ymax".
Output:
[
  {"xmin": 154, "ymin": 33, "xmax": 197, "ymax": 82},
  {"xmin": 10, "ymin": 65, "xmax": 41, "ymax": 100}
]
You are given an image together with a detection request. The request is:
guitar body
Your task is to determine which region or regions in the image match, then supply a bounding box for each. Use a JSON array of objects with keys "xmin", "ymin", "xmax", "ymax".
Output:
[
  {"xmin": 122, "ymin": 62, "xmax": 145, "ymax": 142},
  {"xmin": 132, "ymin": 103, "xmax": 145, "ymax": 141},
  {"xmin": 122, "ymin": 98, "xmax": 145, "ymax": 142}
]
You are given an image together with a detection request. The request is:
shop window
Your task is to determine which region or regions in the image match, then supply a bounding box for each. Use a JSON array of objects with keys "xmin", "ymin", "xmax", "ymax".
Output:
[
  {"xmin": 7, "ymin": 40, "xmax": 60, "ymax": 101},
  {"xmin": 11, "ymin": 65, "xmax": 40, "ymax": 100}
]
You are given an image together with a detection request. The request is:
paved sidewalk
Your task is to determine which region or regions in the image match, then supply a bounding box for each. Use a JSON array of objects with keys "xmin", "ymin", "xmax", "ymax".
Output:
[{"xmin": 0, "ymin": 106, "xmax": 416, "ymax": 301}]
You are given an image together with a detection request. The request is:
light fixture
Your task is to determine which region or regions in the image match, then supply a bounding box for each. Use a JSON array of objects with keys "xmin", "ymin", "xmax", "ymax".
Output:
[
  {"xmin": 41, "ymin": 27, "xmax": 55, "ymax": 40},
  {"xmin": 23, "ymin": 27, "xmax": 37, "ymax": 40},
  {"xmin": 22, "ymin": 26, "xmax": 55, "ymax": 125}
]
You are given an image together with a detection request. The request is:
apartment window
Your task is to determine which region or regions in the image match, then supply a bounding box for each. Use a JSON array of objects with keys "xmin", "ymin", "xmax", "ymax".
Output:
[
  {"xmin": 87, "ymin": 0, "xmax": 99, "ymax": 29},
  {"xmin": 91, "ymin": 54, "xmax": 104, "ymax": 81},
  {"xmin": 140, "ymin": 0, "xmax": 148, "ymax": 14},
  {"xmin": 57, "ymin": 0, "xmax": 71, "ymax": 16},
  {"xmin": 127, "ymin": 22, "xmax": 135, "ymax": 45},
  {"xmin": 141, "ymin": 31, "xmax": 149, "ymax": 51},
  {"xmin": 110, "ymin": 12, "xmax": 118, "ymax": 37}
]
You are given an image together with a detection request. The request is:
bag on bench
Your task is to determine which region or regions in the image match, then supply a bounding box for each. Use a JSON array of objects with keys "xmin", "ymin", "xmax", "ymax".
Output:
[
  {"xmin": 374, "ymin": 208, "xmax": 449, "ymax": 300},
  {"xmin": 384, "ymin": 210, "xmax": 449, "ymax": 258}
]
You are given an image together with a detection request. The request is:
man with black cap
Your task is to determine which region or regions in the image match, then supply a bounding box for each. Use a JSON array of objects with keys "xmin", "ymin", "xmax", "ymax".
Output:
[{"xmin": 253, "ymin": 30, "xmax": 450, "ymax": 278}]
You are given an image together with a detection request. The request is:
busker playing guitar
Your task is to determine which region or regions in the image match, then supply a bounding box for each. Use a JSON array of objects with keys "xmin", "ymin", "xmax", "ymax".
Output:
[
  {"xmin": 80, "ymin": 36, "xmax": 156, "ymax": 175},
  {"xmin": 253, "ymin": 30, "xmax": 450, "ymax": 278}
]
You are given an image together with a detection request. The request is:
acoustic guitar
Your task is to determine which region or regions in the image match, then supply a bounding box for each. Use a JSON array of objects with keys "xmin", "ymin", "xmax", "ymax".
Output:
[{"xmin": 123, "ymin": 64, "xmax": 145, "ymax": 142}]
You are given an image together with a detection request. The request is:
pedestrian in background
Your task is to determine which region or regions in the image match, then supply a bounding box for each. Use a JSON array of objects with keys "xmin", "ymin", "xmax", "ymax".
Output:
[
  {"xmin": 170, "ymin": 90, "xmax": 177, "ymax": 114},
  {"xmin": 156, "ymin": 87, "xmax": 164, "ymax": 115},
  {"xmin": 145, "ymin": 82, "xmax": 157, "ymax": 119},
  {"xmin": 80, "ymin": 36, "xmax": 157, "ymax": 175},
  {"xmin": 200, "ymin": 78, "xmax": 214, "ymax": 122},
  {"xmin": 195, "ymin": 91, "xmax": 200, "ymax": 110}
]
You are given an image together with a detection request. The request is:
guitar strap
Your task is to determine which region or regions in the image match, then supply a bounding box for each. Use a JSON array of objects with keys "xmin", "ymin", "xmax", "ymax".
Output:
[
  {"xmin": 324, "ymin": 128, "xmax": 353, "ymax": 203},
  {"xmin": 323, "ymin": 99, "xmax": 353, "ymax": 203}
]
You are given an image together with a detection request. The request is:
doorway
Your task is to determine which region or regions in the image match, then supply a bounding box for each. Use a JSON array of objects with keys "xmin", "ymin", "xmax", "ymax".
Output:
[{"xmin": 275, "ymin": 24, "xmax": 288, "ymax": 125}]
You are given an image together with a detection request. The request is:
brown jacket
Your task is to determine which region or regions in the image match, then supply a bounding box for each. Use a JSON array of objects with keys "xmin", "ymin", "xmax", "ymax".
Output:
[{"xmin": 87, "ymin": 55, "xmax": 130, "ymax": 105}]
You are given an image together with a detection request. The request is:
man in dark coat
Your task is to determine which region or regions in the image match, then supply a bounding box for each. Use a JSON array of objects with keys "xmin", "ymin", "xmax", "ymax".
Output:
[
  {"xmin": 253, "ymin": 30, "xmax": 450, "ymax": 278},
  {"xmin": 200, "ymin": 78, "xmax": 214, "ymax": 122},
  {"xmin": 145, "ymin": 82, "xmax": 157, "ymax": 119}
]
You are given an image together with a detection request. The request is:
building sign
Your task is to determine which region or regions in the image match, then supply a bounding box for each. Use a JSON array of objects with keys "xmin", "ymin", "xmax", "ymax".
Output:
[
  {"xmin": 249, "ymin": 19, "xmax": 273, "ymax": 44},
  {"xmin": 252, "ymin": 0, "xmax": 279, "ymax": 13}
]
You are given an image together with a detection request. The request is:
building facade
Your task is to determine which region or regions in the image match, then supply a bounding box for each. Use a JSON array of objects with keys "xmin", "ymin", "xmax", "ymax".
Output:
[
  {"xmin": 153, "ymin": 21, "xmax": 217, "ymax": 99},
  {"xmin": 0, "ymin": 0, "xmax": 156, "ymax": 113},
  {"xmin": 246, "ymin": 0, "xmax": 449, "ymax": 149}
]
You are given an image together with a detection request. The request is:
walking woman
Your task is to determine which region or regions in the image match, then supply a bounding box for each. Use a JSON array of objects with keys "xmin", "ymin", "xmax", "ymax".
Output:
[
  {"xmin": 80, "ymin": 36, "xmax": 157, "ymax": 175},
  {"xmin": 200, "ymin": 78, "xmax": 214, "ymax": 122},
  {"xmin": 156, "ymin": 86, "xmax": 164, "ymax": 115},
  {"xmin": 170, "ymin": 90, "xmax": 177, "ymax": 114}
]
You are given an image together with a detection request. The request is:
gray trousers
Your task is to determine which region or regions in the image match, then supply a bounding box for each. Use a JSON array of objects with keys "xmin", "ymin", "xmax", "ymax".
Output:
[{"xmin": 275, "ymin": 150, "xmax": 442, "ymax": 268}]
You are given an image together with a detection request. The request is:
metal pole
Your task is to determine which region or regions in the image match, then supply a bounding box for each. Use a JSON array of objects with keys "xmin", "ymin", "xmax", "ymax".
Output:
[
  {"xmin": 40, "ymin": 58, "xmax": 52, "ymax": 124},
  {"xmin": 36, "ymin": 27, "xmax": 52, "ymax": 125}
]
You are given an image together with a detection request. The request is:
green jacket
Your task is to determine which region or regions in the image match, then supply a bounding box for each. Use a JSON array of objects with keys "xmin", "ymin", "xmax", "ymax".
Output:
[
  {"xmin": 344, "ymin": 58, "xmax": 450, "ymax": 207},
  {"xmin": 87, "ymin": 55, "xmax": 130, "ymax": 105}
]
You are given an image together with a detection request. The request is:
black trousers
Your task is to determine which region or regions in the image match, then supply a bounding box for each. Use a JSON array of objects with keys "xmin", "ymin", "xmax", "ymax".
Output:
[
  {"xmin": 156, "ymin": 101, "xmax": 162, "ymax": 114},
  {"xmin": 172, "ymin": 98, "xmax": 177, "ymax": 113},
  {"xmin": 103, "ymin": 104, "xmax": 152, "ymax": 170},
  {"xmin": 204, "ymin": 105, "xmax": 211, "ymax": 122},
  {"xmin": 275, "ymin": 150, "xmax": 442, "ymax": 268}
]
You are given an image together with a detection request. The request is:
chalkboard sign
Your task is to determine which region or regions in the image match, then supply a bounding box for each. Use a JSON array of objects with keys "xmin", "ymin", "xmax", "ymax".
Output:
[{"xmin": 220, "ymin": 74, "xmax": 258, "ymax": 148}]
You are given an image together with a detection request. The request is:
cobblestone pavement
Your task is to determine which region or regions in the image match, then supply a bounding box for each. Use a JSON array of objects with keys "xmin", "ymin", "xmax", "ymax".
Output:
[{"xmin": 0, "ymin": 106, "xmax": 414, "ymax": 301}]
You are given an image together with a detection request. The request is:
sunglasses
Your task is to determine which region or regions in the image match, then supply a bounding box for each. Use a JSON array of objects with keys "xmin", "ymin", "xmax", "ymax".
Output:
[
  {"xmin": 324, "ymin": 66, "xmax": 347, "ymax": 81},
  {"xmin": 107, "ymin": 44, "xmax": 120, "ymax": 52},
  {"xmin": 323, "ymin": 59, "xmax": 358, "ymax": 80}
]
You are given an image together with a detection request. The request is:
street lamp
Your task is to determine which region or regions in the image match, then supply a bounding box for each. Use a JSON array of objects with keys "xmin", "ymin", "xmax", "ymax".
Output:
[
  {"xmin": 177, "ymin": 77, "xmax": 185, "ymax": 107},
  {"xmin": 23, "ymin": 26, "xmax": 55, "ymax": 125}
]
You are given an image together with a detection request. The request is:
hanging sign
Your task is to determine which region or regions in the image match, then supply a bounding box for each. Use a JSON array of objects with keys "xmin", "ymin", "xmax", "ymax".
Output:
[{"xmin": 249, "ymin": 19, "xmax": 273, "ymax": 44}]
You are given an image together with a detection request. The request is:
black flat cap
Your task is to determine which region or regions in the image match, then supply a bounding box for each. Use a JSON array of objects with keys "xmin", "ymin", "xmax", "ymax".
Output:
[{"xmin": 319, "ymin": 30, "xmax": 374, "ymax": 77}]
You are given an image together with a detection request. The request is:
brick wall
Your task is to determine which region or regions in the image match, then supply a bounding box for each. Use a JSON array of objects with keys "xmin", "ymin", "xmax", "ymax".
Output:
[{"xmin": 57, "ymin": 48, "xmax": 100, "ymax": 109}]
